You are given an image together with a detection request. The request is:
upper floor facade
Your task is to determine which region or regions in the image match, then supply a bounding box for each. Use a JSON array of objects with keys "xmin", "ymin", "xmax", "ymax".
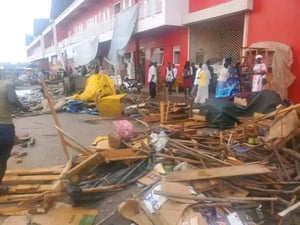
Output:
[{"xmin": 26, "ymin": 0, "xmax": 189, "ymax": 61}]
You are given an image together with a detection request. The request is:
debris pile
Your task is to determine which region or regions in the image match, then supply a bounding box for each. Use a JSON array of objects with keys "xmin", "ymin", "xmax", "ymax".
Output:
[{"xmin": 2, "ymin": 85, "xmax": 300, "ymax": 224}]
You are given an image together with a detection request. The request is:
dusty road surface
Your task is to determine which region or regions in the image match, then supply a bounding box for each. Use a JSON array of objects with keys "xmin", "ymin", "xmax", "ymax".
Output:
[{"xmin": 6, "ymin": 112, "xmax": 148, "ymax": 224}]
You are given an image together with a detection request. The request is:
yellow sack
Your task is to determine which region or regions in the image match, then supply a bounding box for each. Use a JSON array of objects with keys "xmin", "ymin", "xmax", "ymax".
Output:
[{"xmin": 71, "ymin": 73, "xmax": 116, "ymax": 101}]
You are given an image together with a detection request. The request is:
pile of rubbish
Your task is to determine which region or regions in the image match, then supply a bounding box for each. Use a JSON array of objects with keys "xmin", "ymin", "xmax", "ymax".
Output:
[{"xmin": 3, "ymin": 88, "xmax": 300, "ymax": 224}]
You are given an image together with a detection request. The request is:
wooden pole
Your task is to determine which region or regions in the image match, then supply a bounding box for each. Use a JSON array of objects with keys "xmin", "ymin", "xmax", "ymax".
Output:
[
  {"xmin": 40, "ymin": 77, "xmax": 70, "ymax": 160},
  {"xmin": 154, "ymin": 190, "xmax": 278, "ymax": 203}
]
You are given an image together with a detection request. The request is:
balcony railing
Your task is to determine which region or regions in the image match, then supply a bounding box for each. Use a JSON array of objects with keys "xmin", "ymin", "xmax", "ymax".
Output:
[{"xmin": 139, "ymin": 0, "xmax": 163, "ymax": 19}]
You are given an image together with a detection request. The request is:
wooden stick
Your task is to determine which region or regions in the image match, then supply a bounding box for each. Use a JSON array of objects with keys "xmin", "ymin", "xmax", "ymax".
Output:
[
  {"xmin": 40, "ymin": 77, "xmax": 70, "ymax": 159},
  {"xmin": 154, "ymin": 190, "xmax": 277, "ymax": 203},
  {"xmin": 165, "ymin": 101, "xmax": 170, "ymax": 122},
  {"xmin": 65, "ymin": 152, "xmax": 105, "ymax": 182},
  {"xmin": 273, "ymin": 145, "xmax": 291, "ymax": 181},
  {"xmin": 281, "ymin": 147, "xmax": 300, "ymax": 160},
  {"xmin": 55, "ymin": 125, "xmax": 92, "ymax": 155},
  {"xmin": 278, "ymin": 201, "xmax": 300, "ymax": 217},
  {"xmin": 82, "ymin": 184, "xmax": 124, "ymax": 193}
]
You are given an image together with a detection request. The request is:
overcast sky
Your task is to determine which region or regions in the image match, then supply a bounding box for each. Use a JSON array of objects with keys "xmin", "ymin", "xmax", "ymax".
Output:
[{"xmin": 0, "ymin": 0, "xmax": 51, "ymax": 62}]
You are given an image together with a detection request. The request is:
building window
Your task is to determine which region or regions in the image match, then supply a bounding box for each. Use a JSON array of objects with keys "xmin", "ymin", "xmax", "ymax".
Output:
[
  {"xmin": 173, "ymin": 45, "xmax": 180, "ymax": 65},
  {"xmin": 124, "ymin": 0, "xmax": 132, "ymax": 9},
  {"xmin": 74, "ymin": 23, "xmax": 83, "ymax": 34},
  {"xmin": 103, "ymin": 8, "xmax": 110, "ymax": 22},
  {"xmin": 151, "ymin": 48, "xmax": 164, "ymax": 65},
  {"xmin": 51, "ymin": 55, "xmax": 57, "ymax": 65},
  {"xmin": 114, "ymin": 2, "xmax": 121, "ymax": 15},
  {"xmin": 86, "ymin": 18, "xmax": 93, "ymax": 29}
]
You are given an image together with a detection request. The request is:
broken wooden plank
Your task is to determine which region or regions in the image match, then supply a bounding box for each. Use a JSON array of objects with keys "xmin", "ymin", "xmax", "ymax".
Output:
[
  {"xmin": 154, "ymin": 190, "xmax": 277, "ymax": 203},
  {"xmin": 65, "ymin": 152, "xmax": 105, "ymax": 183},
  {"xmin": 2, "ymin": 175, "xmax": 60, "ymax": 184},
  {"xmin": 165, "ymin": 164, "xmax": 272, "ymax": 182},
  {"xmin": 5, "ymin": 166, "xmax": 63, "ymax": 176},
  {"xmin": 0, "ymin": 207, "xmax": 27, "ymax": 216},
  {"xmin": 278, "ymin": 201, "xmax": 300, "ymax": 217},
  {"xmin": 0, "ymin": 194, "xmax": 38, "ymax": 203},
  {"xmin": 8, "ymin": 184, "xmax": 52, "ymax": 194}
]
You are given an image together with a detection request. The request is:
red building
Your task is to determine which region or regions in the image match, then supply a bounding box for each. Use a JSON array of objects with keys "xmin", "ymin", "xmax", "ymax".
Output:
[{"xmin": 26, "ymin": 0, "xmax": 300, "ymax": 102}]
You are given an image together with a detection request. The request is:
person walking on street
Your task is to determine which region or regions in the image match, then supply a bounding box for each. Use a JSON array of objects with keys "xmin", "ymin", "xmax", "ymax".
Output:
[
  {"xmin": 0, "ymin": 76, "xmax": 28, "ymax": 193},
  {"xmin": 148, "ymin": 62, "xmax": 157, "ymax": 98}
]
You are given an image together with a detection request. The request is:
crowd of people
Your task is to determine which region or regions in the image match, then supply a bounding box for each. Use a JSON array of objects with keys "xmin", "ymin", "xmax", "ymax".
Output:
[{"xmin": 147, "ymin": 54, "xmax": 267, "ymax": 104}]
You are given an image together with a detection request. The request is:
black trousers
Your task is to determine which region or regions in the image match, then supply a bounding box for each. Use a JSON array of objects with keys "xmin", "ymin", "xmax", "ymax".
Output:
[
  {"xmin": 0, "ymin": 124, "xmax": 15, "ymax": 184},
  {"xmin": 149, "ymin": 81, "xmax": 156, "ymax": 98}
]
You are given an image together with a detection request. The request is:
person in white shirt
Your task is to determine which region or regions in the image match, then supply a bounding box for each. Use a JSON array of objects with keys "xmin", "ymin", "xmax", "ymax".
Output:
[
  {"xmin": 165, "ymin": 62, "xmax": 175, "ymax": 94},
  {"xmin": 148, "ymin": 62, "xmax": 157, "ymax": 98},
  {"xmin": 216, "ymin": 62, "xmax": 229, "ymax": 93}
]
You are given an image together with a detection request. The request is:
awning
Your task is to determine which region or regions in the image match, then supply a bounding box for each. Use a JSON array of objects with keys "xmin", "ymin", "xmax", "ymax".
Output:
[
  {"xmin": 106, "ymin": 4, "xmax": 139, "ymax": 65},
  {"xmin": 73, "ymin": 36, "xmax": 99, "ymax": 66}
]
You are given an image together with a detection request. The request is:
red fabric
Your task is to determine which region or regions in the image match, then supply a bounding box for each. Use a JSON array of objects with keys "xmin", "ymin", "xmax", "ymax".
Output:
[{"xmin": 182, "ymin": 76, "xmax": 192, "ymax": 88}]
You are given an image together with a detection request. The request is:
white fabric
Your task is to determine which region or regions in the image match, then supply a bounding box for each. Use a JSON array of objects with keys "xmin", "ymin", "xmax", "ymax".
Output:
[
  {"xmin": 165, "ymin": 68, "xmax": 173, "ymax": 82},
  {"xmin": 73, "ymin": 37, "xmax": 99, "ymax": 67},
  {"xmin": 193, "ymin": 68, "xmax": 201, "ymax": 85},
  {"xmin": 217, "ymin": 66, "xmax": 229, "ymax": 82},
  {"xmin": 172, "ymin": 67, "xmax": 178, "ymax": 78},
  {"xmin": 250, "ymin": 41, "xmax": 295, "ymax": 99},
  {"xmin": 106, "ymin": 4, "xmax": 140, "ymax": 65},
  {"xmin": 148, "ymin": 65, "xmax": 157, "ymax": 83}
]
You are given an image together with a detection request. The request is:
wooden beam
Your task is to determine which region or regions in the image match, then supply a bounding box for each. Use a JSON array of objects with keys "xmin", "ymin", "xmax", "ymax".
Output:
[
  {"xmin": 65, "ymin": 153, "xmax": 105, "ymax": 182},
  {"xmin": 2, "ymin": 175, "xmax": 60, "ymax": 184},
  {"xmin": 165, "ymin": 164, "xmax": 272, "ymax": 182},
  {"xmin": 40, "ymin": 77, "xmax": 70, "ymax": 160},
  {"xmin": 5, "ymin": 167, "xmax": 63, "ymax": 176}
]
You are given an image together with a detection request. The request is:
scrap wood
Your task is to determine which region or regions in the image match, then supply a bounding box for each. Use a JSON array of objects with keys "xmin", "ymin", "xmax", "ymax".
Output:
[
  {"xmin": 0, "ymin": 193, "xmax": 38, "ymax": 203},
  {"xmin": 280, "ymin": 147, "xmax": 300, "ymax": 160},
  {"xmin": 244, "ymin": 185, "xmax": 300, "ymax": 195},
  {"xmin": 5, "ymin": 166, "xmax": 63, "ymax": 176},
  {"xmin": 2, "ymin": 175, "xmax": 60, "ymax": 184},
  {"xmin": 165, "ymin": 164, "xmax": 273, "ymax": 182},
  {"xmin": 54, "ymin": 125, "xmax": 93, "ymax": 156},
  {"xmin": 65, "ymin": 152, "xmax": 105, "ymax": 184},
  {"xmin": 278, "ymin": 201, "xmax": 300, "ymax": 217},
  {"xmin": 8, "ymin": 184, "xmax": 52, "ymax": 194},
  {"xmin": 153, "ymin": 190, "xmax": 277, "ymax": 203}
]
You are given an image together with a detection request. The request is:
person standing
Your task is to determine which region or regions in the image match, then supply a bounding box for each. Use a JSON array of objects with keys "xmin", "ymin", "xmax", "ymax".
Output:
[
  {"xmin": 182, "ymin": 61, "xmax": 192, "ymax": 98},
  {"xmin": 216, "ymin": 62, "xmax": 229, "ymax": 93},
  {"xmin": 172, "ymin": 64, "xmax": 178, "ymax": 91},
  {"xmin": 148, "ymin": 62, "xmax": 157, "ymax": 98},
  {"xmin": 206, "ymin": 60, "xmax": 215, "ymax": 95},
  {"xmin": 194, "ymin": 64, "xmax": 211, "ymax": 104},
  {"xmin": 165, "ymin": 62, "xmax": 174, "ymax": 95},
  {"xmin": 191, "ymin": 63, "xmax": 202, "ymax": 98},
  {"xmin": 252, "ymin": 54, "xmax": 267, "ymax": 92},
  {"xmin": 0, "ymin": 77, "xmax": 27, "ymax": 193}
]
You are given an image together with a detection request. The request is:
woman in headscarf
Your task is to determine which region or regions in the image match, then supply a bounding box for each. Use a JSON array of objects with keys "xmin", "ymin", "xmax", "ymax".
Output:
[
  {"xmin": 194, "ymin": 64, "xmax": 211, "ymax": 104},
  {"xmin": 252, "ymin": 54, "xmax": 267, "ymax": 92}
]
